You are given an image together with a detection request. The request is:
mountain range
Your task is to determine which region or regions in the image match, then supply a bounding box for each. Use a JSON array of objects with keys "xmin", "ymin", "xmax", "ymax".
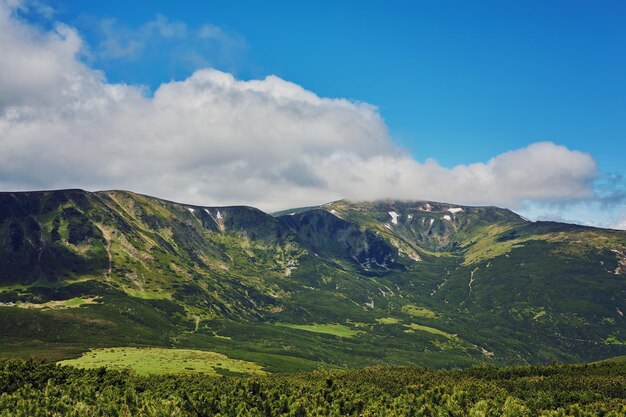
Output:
[{"xmin": 1, "ymin": 189, "xmax": 624, "ymax": 372}]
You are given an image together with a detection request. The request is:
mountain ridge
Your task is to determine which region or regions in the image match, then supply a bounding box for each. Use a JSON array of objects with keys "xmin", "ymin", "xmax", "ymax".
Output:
[
  {"xmin": 7, "ymin": 188, "xmax": 620, "ymax": 232},
  {"xmin": 1, "ymin": 189, "xmax": 624, "ymax": 372}
]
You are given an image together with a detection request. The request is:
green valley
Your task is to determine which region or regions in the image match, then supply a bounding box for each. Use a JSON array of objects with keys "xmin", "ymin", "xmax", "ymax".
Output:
[{"xmin": 0, "ymin": 189, "xmax": 625, "ymax": 373}]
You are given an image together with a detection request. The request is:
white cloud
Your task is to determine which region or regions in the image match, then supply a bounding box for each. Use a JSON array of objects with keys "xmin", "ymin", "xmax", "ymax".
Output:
[
  {"xmin": 317, "ymin": 142, "xmax": 596, "ymax": 207},
  {"xmin": 0, "ymin": 2, "xmax": 604, "ymax": 213},
  {"xmin": 0, "ymin": 4, "xmax": 100, "ymax": 109},
  {"xmin": 88, "ymin": 13, "xmax": 246, "ymax": 74},
  {"xmin": 96, "ymin": 15, "xmax": 187, "ymax": 60},
  {"xmin": 518, "ymin": 201, "xmax": 626, "ymax": 231},
  {"xmin": 612, "ymin": 211, "xmax": 626, "ymax": 230}
]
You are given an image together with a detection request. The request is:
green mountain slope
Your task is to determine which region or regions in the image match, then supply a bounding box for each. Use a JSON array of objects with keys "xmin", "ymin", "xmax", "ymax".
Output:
[{"xmin": 0, "ymin": 190, "xmax": 624, "ymax": 372}]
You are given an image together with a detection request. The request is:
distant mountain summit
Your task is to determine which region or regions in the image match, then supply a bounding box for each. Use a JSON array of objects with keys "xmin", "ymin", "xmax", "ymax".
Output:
[{"xmin": 1, "ymin": 189, "xmax": 624, "ymax": 370}]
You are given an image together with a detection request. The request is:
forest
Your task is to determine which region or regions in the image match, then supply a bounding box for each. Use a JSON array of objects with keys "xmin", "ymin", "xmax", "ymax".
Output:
[{"xmin": 1, "ymin": 358, "xmax": 625, "ymax": 416}]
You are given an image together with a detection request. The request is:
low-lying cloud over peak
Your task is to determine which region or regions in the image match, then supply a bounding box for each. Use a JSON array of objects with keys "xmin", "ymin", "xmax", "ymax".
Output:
[{"xmin": 0, "ymin": 1, "xmax": 621, "ymax": 228}]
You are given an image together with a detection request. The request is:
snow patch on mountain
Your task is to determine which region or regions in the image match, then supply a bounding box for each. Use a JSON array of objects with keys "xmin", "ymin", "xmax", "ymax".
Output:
[{"xmin": 205, "ymin": 208, "xmax": 225, "ymax": 231}]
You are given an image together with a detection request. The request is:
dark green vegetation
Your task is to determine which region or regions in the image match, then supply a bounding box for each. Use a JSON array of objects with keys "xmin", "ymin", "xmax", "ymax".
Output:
[
  {"xmin": 1, "ymin": 358, "xmax": 625, "ymax": 416},
  {"xmin": 0, "ymin": 190, "xmax": 625, "ymax": 372}
]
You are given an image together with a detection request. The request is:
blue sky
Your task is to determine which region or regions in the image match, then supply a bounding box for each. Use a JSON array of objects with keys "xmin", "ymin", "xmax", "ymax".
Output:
[
  {"xmin": 55, "ymin": 0, "xmax": 626, "ymax": 170},
  {"xmin": 2, "ymin": 0, "xmax": 625, "ymax": 227}
]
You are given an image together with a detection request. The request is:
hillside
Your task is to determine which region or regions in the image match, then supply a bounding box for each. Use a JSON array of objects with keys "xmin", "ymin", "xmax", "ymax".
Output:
[{"xmin": 0, "ymin": 190, "xmax": 625, "ymax": 373}]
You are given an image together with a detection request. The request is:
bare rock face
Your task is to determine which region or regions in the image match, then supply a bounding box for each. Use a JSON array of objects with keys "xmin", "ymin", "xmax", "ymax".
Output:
[{"xmin": 279, "ymin": 209, "xmax": 399, "ymax": 271}]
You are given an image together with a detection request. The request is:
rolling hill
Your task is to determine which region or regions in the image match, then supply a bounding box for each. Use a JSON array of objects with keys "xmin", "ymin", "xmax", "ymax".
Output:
[{"xmin": 0, "ymin": 189, "xmax": 624, "ymax": 373}]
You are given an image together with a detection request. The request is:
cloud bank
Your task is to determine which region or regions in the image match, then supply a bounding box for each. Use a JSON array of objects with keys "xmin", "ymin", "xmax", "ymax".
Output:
[{"xmin": 0, "ymin": 1, "xmax": 613, "ymax": 224}]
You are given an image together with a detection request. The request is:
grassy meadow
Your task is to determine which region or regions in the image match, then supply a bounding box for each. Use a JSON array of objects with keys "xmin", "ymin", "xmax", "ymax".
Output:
[{"xmin": 58, "ymin": 347, "xmax": 266, "ymax": 376}]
